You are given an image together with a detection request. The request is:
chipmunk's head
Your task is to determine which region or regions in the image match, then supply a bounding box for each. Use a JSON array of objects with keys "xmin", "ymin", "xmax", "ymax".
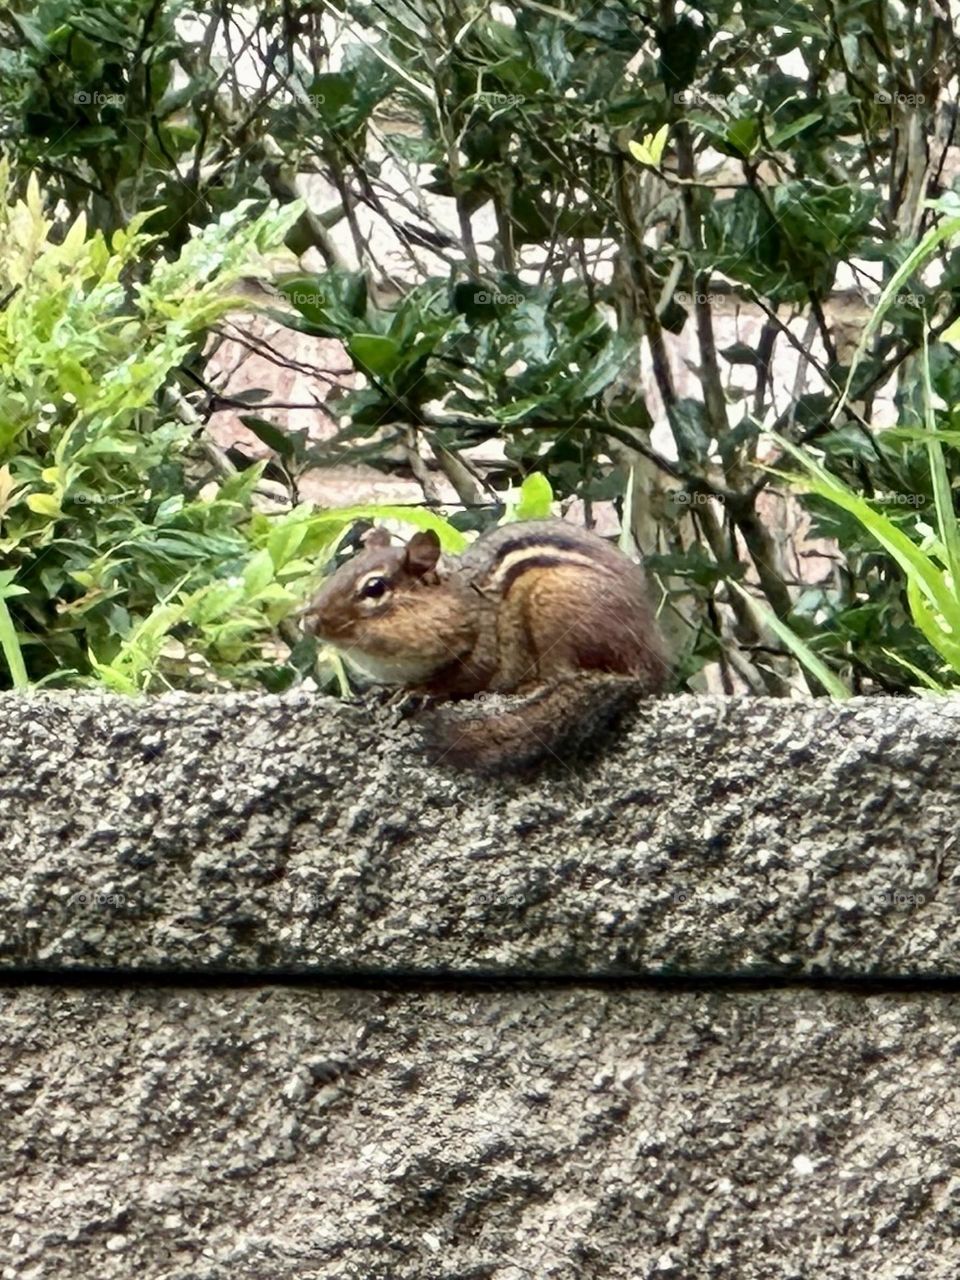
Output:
[{"xmin": 300, "ymin": 526, "xmax": 472, "ymax": 685}]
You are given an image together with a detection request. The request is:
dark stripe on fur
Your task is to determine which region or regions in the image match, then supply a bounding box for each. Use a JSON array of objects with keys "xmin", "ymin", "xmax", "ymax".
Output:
[
  {"xmin": 495, "ymin": 552, "xmax": 604, "ymax": 595},
  {"xmin": 490, "ymin": 530, "xmax": 591, "ymax": 557}
]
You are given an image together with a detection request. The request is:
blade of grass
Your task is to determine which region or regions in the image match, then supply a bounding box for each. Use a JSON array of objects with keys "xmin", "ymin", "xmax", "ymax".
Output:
[
  {"xmin": 905, "ymin": 576, "xmax": 960, "ymax": 670},
  {"xmin": 771, "ymin": 434, "xmax": 960, "ymax": 638},
  {"xmin": 0, "ymin": 594, "xmax": 27, "ymax": 689},
  {"xmin": 729, "ymin": 581, "xmax": 851, "ymax": 699},
  {"xmin": 832, "ymin": 215, "xmax": 960, "ymax": 425},
  {"xmin": 881, "ymin": 647, "xmax": 947, "ymax": 692},
  {"xmin": 884, "ymin": 427, "xmax": 960, "ymax": 445},
  {"xmin": 920, "ymin": 326, "xmax": 960, "ymax": 593}
]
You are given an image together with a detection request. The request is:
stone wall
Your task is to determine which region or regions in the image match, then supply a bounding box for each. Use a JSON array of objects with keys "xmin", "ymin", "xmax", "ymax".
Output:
[{"xmin": 1, "ymin": 692, "xmax": 958, "ymax": 1278}]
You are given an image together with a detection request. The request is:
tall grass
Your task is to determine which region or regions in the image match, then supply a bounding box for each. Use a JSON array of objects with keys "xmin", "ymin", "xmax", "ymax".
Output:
[{"xmin": 772, "ymin": 202, "xmax": 960, "ymax": 694}]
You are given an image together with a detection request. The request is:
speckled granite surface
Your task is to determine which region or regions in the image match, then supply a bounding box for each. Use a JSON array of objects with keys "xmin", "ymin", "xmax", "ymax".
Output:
[
  {"xmin": 0, "ymin": 692, "xmax": 957, "ymax": 975},
  {"xmin": 3, "ymin": 984, "xmax": 959, "ymax": 1280},
  {"xmin": 2, "ymin": 692, "xmax": 959, "ymax": 1278}
]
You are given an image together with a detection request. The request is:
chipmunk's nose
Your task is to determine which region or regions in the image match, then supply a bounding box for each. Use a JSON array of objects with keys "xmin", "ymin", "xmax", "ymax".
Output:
[
  {"xmin": 295, "ymin": 598, "xmax": 320, "ymax": 629},
  {"xmin": 295, "ymin": 577, "xmax": 341, "ymax": 638},
  {"xmin": 296, "ymin": 593, "xmax": 338, "ymax": 639}
]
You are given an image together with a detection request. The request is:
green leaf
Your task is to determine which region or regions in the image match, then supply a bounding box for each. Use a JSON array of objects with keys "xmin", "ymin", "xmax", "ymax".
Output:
[
  {"xmin": 348, "ymin": 333, "xmax": 402, "ymax": 378},
  {"xmin": 835, "ymin": 213, "xmax": 960, "ymax": 424},
  {"xmin": 727, "ymin": 117, "xmax": 760, "ymax": 157},
  {"xmin": 920, "ymin": 330, "xmax": 960, "ymax": 600},
  {"xmin": 907, "ymin": 576, "xmax": 960, "ymax": 670},
  {"xmin": 768, "ymin": 111, "xmax": 823, "ymax": 148},
  {"xmin": 267, "ymin": 522, "xmax": 308, "ymax": 570},
  {"xmin": 306, "ymin": 73, "xmax": 354, "ymax": 122},
  {"xmin": 513, "ymin": 473, "xmax": 554, "ymax": 521},
  {"xmin": 773, "ymin": 434, "xmax": 960, "ymax": 655},
  {"xmin": 309, "ymin": 504, "xmax": 468, "ymax": 553},
  {"xmin": 275, "ymin": 271, "xmax": 368, "ymax": 337},
  {"xmin": 577, "ymin": 334, "xmax": 636, "ymax": 399},
  {"xmin": 491, "ymin": 397, "xmax": 544, "ymax": 423},
  {"xmin": 670, "ymin": 399, "xmax": 713, "ymax": 461},
  {"xmin": 0, "ymin": 594, "xmax": 27, "ymax": 689},
  {"xmin": 241, "ymin": 416, "xmax": 302, "ymax": 462},
  {"xmin": 881, "ymin": 646, "xmax": 947, "ymax": 692},
  {"xmin": 720, "ymin": 342, "xmax": 764, "ymax": 366},
  {"xmin": 628, "ymin": 124, "xmax": 670, "ymax": 168},
  {"xmin": 26, "ymin": 493, "xmax": 61, "ymax": 517},
  {"xmin": 243, "ymin": 549, "xmax": 275, "ymax": 596}
]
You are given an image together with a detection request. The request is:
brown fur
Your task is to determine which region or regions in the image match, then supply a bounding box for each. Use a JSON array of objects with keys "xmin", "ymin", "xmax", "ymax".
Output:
[
  {"xmin": 300, "ymin": 519, "xmax": 669, "ymax": 769},
  {"xmin": 420, "ymin": 673, "xmax": 647, "ymax": 773}
]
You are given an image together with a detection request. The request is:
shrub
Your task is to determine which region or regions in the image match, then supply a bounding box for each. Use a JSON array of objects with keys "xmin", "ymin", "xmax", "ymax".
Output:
[{"xmin": 0, "ymin": 163, "xmax": 322, "ymax": 691}]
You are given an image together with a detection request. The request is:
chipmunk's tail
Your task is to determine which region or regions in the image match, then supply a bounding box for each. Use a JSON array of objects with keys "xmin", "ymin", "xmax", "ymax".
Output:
[{"xmin": 419, "ymin": 673, "xmax": 651, "ymax": 773}]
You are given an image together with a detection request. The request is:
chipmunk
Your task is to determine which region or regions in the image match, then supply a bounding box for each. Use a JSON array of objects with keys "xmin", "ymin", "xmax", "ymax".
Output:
[{"xmin": 300, "ymin": 518, "xmax": 669, "ymax": 771}]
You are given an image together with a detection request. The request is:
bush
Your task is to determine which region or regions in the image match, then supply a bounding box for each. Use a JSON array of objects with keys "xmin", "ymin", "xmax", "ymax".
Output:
[
  {"xmin": 6, "ymin": 2, "xmax": 960, "ymax": 696},
  {"xmin": 0, "ymin": 164, "xmax": 325, "ymax": 691}
]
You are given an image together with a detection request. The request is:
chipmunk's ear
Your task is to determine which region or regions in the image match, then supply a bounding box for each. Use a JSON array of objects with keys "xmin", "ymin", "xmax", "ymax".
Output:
[
  {"xmin": 363, "ymin": 526, "xmax": 392, "ymax": 549},
  {"xmin": 403, "ymin": 529, "xmax": 442, "ymax": 577}
]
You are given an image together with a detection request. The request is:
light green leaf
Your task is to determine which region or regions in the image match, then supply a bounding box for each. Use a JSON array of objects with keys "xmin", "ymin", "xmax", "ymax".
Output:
[
  {"xmin": 26, "ymin": 493, "xmax": 62, "ymax": 517},
  {"xmin": 512, "ymin": 473, "xmax": 554, "ymax": 521},
  {"xmin": 243, "ymin": 549, "xmax": 275, "ymax": 597},
  {"xmin": 492, "ymin": 397, "xmax": 543, "ymax": 423},
  {"xmin": 628, "ymin": 124, "xmax": 670, "ymax": 168},
  {"xmin": 881, "ymin": 647, "xmax": 947, "ymax": 692},
  {"xmin": 305, "ymin": 504, "xmax": 468, "ymax": 553}
]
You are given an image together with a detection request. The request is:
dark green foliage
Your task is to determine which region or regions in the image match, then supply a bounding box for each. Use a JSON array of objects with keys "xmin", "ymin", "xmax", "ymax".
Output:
[{"xmin": 3, "ymin": 0, "xmax": 960, "ymax": 693}]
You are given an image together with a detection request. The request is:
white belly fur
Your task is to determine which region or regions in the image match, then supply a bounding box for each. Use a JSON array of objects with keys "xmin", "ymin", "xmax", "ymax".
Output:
[{"xmin": 341, "ymin": 646, "xmax": 440, "ymax": 686}]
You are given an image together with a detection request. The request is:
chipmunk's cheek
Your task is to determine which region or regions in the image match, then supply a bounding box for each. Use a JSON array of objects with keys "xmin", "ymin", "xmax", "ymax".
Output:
[
  {"xmin": 334, "ymin": 616, "xmax": 446, "ymax": 685},
  {"xmin": 341, "ymin": 640, "xmax": 442, "ymax": 685}
]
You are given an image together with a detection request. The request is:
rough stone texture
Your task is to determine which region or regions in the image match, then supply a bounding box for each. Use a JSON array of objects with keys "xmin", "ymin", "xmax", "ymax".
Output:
[
  {"xmin": 3, "ymin": 692, "xmax": 960, "ymax": 1278},
  {"xmin": 1, "ymin": 692, "xmax": 959, "ymax": 976},
  {"xmin": 2, "ymin": 983, "xmax": 959, "ymax": 1280}
]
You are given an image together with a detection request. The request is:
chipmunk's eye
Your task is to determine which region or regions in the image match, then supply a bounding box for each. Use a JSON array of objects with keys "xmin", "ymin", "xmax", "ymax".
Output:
[{"xmin": 358, "ymin": 575, "xmax": 389, "ymax": 601}]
